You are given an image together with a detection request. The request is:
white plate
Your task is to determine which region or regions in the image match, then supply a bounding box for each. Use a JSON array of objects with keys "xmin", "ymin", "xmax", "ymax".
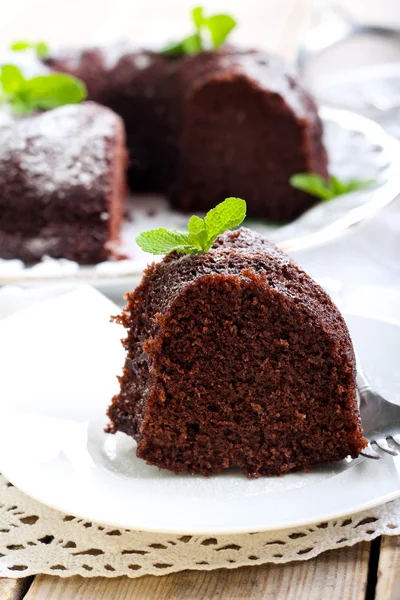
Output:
[
  {"xmin": 1, "ymin": 106, "xmax": 400, "ymax": 293},
  {"xmin": 0, "ymin": 286, "xmax": 399, "ymax": 534}
]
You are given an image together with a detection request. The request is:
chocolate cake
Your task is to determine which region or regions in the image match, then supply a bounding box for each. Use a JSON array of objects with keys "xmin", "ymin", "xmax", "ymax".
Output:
[
  {"xmin": 46, "ymin": 45, "xmax": 328, "ymax": 221},
  {"xmin": 107, "ymin": 228, "xmax": 366, "ymax": 477},
  {"xmin": 0, "ymin": 101, "xmax": 127, "ymax": 264}
]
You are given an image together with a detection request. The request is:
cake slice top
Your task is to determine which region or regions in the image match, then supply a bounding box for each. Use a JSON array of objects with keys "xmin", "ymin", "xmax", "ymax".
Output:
[
  {"xmin": 46, "ymin": 45, "xmax": 317, "ymax": 120},
  {"xmin": 0, "ymin": 101, "xmax": 124, "ymax": 208},
  {"xmin": 131, "ymin": 227, "xmax": 353, "ymax": 354}
]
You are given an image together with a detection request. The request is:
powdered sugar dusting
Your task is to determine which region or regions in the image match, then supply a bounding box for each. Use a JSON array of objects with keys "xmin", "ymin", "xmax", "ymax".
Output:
[
  {"xmin": 100, "ymin": 41, "xmax": 134, "ymax": 70},
  {"xmin": 24, "ymin": 236, "xmax": 61, "ymax": 255},
  {"xmin": 0, "ymin": 107, "xmax": 15, "ymax": 129},
  {"xmin": 97, "ymin": 42, "xmax": 150, "ymax": 72},
  {"xmin": 0, "ymin": 101, "xmax": 120, "ymax": 198},
  {"xmin": 132, "ymin": 53, "xmax": 153, "ymax": 70},
  {"xmin": 99, "ymin": 43, "xmax": 153, "ymax": 72},
  {"xmin": 219, "ymin": 50, "xmax": 308, "ymax": 118}
]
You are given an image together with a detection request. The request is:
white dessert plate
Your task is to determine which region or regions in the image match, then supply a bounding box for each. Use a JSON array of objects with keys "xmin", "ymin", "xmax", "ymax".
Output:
[
  {"xmin": 0, "ymin": 286, "xmax": 399, "ymax": 535},
  {"xmin": 0, "ymin": 106, "xmax": 400, "ymax": 293}
]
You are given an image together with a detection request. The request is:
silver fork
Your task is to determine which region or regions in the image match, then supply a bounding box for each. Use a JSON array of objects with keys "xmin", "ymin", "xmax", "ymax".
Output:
[{"xmin": 357, "ymin": 359, "xmax": 400, "ymax": 460}]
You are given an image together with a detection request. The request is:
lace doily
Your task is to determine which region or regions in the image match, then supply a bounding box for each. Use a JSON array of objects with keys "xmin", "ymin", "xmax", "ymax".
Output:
[{"xmin": 1, "ymin": 474, "xmax": 399, "ymax": 579}]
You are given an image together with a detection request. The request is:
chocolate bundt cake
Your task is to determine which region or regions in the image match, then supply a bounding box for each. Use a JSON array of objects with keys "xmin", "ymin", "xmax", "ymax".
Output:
[
  {"xmin": 47, "ymin": 45, "xmax": 328, "ymax": 221},
  {"xmin": 107, "ymin": 228, "xmax": 366, "ymax": 477},
  {"xmin": 0, "ymin": 101, "xmax": 127, "ymax": 264}
]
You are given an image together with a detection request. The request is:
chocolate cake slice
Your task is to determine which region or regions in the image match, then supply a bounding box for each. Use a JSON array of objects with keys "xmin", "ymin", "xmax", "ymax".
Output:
[
  {"xmin": 0, "ymin": 101, "xmax": 127, "ymax": 264},
  {"xmin": 46, "ymin": 45, "xmax": 328, "ymax": 221},
  {"xmin": 107, "ymin": 228, "xmax": 366, "ymax": 476}
]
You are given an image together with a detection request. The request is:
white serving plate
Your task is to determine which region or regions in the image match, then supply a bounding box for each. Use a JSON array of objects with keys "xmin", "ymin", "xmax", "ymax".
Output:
[
  {"xmin": 0, "ymin": 106, "xmax": 399, "ymax": 292},
  {"xmin": 0, "ymin": 286, "xmax": 399, "ymax": 535}
]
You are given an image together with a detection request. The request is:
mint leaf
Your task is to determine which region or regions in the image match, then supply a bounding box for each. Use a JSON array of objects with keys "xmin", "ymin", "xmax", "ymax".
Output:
[
  {"xmin": 137, "ymin": 197, "xmax": 247, "ymax": 256},
  {"xmin": 290, "ymin": 173, "xmax": 375, "ymax": 201},
  {"xmin": 329, "ymin": 175, "xmax": 346, "ymax": 196},
  {"xmin": 0, "ymin": 64, "xmax": 25, "ymax": 94},
  {"xmin": 188, "ymin": 215, "xmax": 208, "ymax": 250},
  {"xmin": 192, "ymin": 6, "xmax": 205, "ymax": 29},
  {"xmin": 36, "ymin": 42, "xmax": 49, "ymax": 58},
  {"xmin": 205, "ymin": 14, "xmax": 237, "ymax": 48},
  {"xmin": 10, "ymin": 41, "xmax": 31, "ymax": 52},
  {"xmin": 0, "ymin": 65, "xmax": 87, "ymax": 114},
  {"xmin": 330, "ymin": 175, "xmax": 375, "ymax": 195},
  {"xmin": 10, "ymin": 40, "xmax": 49, "ymax": 58},
  {"xmin": 9, "ymin": 97, "xmax": 36, "ymax": 114},
  {"xmin": 188, "ymin": 215, "xmax": 205, "ymax": 234},
  {"xmin": 204, "ymin": 197, "xmax": 247, "ymax": 244},
  {"xmin": 162, "ymin": 33, "xmax": 202, "ymax": 57},
  {"xmin": 161, "ymin": 41, "xmax": 186, "ymax": 58},
  {"xmin": 136, "ymin": 229, "xmax": 195, "ymax": 255},
  {"xmin": 182, "ymin": 33, "xmax": 203, "ymax": 55},
  {"xmin": 161, "ymin": 6, "xmax": 236, "ymax": 57},
  {"xmin": 24, "ymin": 74, "xmax": 86, "ymax": 110},
  {"xmin": 289, "ymin": 173, "xmax": 333, "ymax": 200}
]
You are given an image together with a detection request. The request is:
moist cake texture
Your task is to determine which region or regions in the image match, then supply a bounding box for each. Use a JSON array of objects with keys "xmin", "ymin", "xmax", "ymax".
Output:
[
  {"xmin": 0, "ymin": 101, "xmax": 127, "ymax": 264},
  {"xmin": 107, "ymin": 228, "xmax": 366, "ymax": 476},
  {"xmin": 47, "ymin": 46, "xmax": 328, "ymax": 221}
]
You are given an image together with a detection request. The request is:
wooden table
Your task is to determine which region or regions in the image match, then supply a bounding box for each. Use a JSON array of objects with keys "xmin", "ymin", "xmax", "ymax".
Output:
[
  {"xmin": 1, "ymin": 537, "xmax": 399, "ymax": 599},
  {"xmin": 1, "ymin": 0, "xmax": 399, "ymax": 597}
]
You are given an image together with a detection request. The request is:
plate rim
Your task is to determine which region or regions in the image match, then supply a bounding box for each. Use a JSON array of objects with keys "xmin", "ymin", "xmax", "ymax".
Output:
[{"xmin": 0, "ymin": 454, "xmax": 399, "ymax": 535}]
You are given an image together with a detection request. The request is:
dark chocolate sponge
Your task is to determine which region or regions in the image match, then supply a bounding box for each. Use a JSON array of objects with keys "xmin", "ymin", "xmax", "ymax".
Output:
[
  {"xmin": 0, "ymin": 101, "xmax": 127, "ymax": 264},
  {"xmin": 107, "ymin": 228, "xmax": 366, "ymax": 477},
  {"xmin": 47, "ymin": 45, "xmax": 328, "ymax": 221}
]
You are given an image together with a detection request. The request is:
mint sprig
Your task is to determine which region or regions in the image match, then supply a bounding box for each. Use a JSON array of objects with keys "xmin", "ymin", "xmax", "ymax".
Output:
[
  {"xmin": 10, "ymin": 40, "xmax": 49, "ymax": 59},
  {"xmin": 0, "ymin": 64, "xmax": 87, "ymax": 114},
  {"xmin": 161, "ymin": 6, "xmax": 236, "ymax": 58},
  {"xmin": 289, "ymin": 173, "xmax": 375, "ymax": 201},
  {"xmin": 136, "ymin": 197, "xmax": 246, "ymax": 255}
]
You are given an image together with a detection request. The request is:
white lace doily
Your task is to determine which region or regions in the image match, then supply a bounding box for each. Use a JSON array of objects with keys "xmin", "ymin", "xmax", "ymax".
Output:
[{"xmin": 1, "ymin": 474, "xmax": 399, "ymax": 579}]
